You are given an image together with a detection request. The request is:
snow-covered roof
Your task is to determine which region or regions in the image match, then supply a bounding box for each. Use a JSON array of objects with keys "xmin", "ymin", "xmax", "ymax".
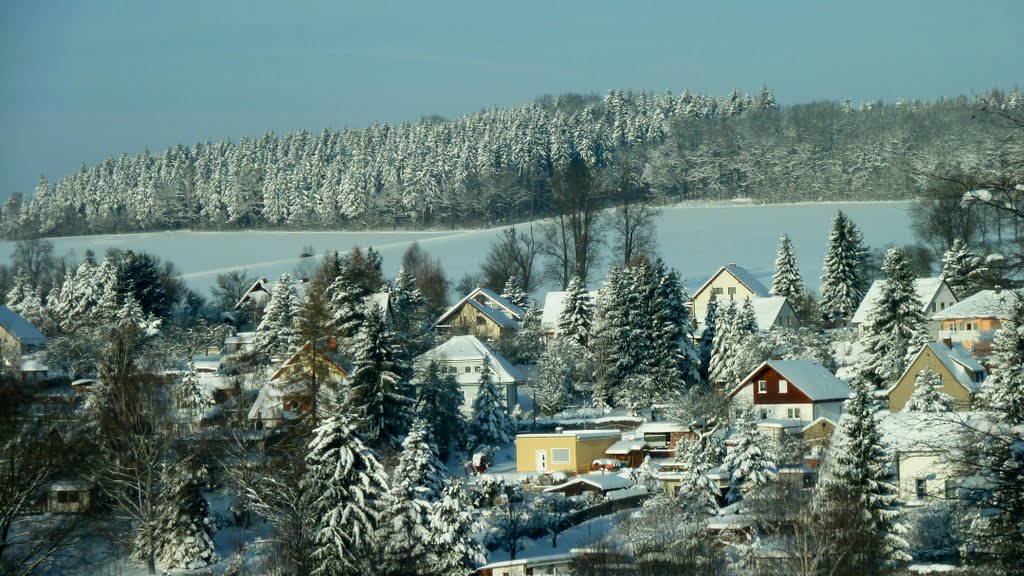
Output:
[
  {"xmin": 889, "ymin": 342, "xmax": 986, "ymax": 395},
  {"xmin": 931, "ymin": 289, "xmax": 1020, "ymax": 321},
  {"xmin": 516, "ymin": 429, "xmax": 621, "ymax": 440},
  {"xmin": 749, "ymin": 296, "xmax": 790, "ymax": 330},
  {"xmin": 851, "ymin": 277, "xmax": 951, "ymax": 325},
  {"xmin": 19, "ymin": 356, "xmax": 48, "ymax": 372},
  {"xmin": 247, "ymin": 383, "xmax": 284, "ymax": 421},
  {"xmin": 638, "ymin": 421, "xmax": 690, "ymax": 434},
  {"xmin": 224, "ymin": 331, "xmax": 257, "ymax": 345},
  {"xmin": 731, "ymin": 360, "xmax": 851, "ymax": 401},
  {"xmin": 801, "ymin": 416, "xmax": 836, "ymax": 432},
  {"xmin": 694, "ymin": 265, "xmax": 771, "ymax": 300},
  {"xmin": 0, "ymin": 306, "xmax": 46, "ymax": 347},
  {"xmin": 269, "ymin": 341, "xmax": 353, "ymax": 382},
  {"xmin": 876, "ymin": 411, "xmax": 968, "ymax": 454},
  {"xmin": 432, "ymin": 287, "xmax": 524, "ymax": 331},
  {"xmin": 543, "ymin": 472, "xmax": 634, "ymax": 493},
  {"xmin": 416, "ymin": 334, "xmax": 524, "ymax": 383},
  {"xmin": 362, "ymin": 292, "xmax": 392, "ymax": 320},
  {"xmin": 540, "ymin": 289, "xmax": 600, "ymax": 329},
  {"xmin": 605, "ymin": 439, "xmax": 648, "ymax": 454}
]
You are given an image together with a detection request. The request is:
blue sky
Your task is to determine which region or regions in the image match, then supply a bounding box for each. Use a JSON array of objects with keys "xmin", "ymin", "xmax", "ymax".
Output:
[{"xmin": 1, "ymin": 0, "xmax": 1021, "ymax": 199}]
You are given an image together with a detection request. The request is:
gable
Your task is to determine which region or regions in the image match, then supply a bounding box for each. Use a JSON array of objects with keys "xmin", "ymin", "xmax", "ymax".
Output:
[
  {"xmin": 887, "ymin": 345, "xmax": 977, "ymax": 412},
  {"xmin": 694, "ymin": 265, "xmax": 771, "ymax": 301},
  {"xmin": 739, "ymin": 365, "xmax": 814, "ymax": 405}
]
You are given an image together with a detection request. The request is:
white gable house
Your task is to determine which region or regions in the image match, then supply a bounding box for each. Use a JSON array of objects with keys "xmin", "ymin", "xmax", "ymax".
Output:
[
  {"xmin": 851, "ymin": 277, "xmax": 958, "ymax": 337},
  {"xmin": 416, "ymin": 334, "xmax": 523, "ymax": 412}
]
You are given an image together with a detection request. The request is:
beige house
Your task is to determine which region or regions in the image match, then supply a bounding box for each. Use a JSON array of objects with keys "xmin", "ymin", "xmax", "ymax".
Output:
[
  {"xmin": 933, "ymin": 288, "xmax": 1019, "ymax": 362},
  {"xmin": 0, "ymin": 306, "xmax": 47, "ymax": 353},
  {"xmin": 433, "ymin": 287, "xmax": 525, "ymax": 342},
  {"xmin": 851, "ymin": 277, "xmax": 958, "ymax": 337},
  {"xmin": 878, "ymin": 412, "xmax": 967, "ymax": 502},
  {"xmin": 886, "ymin": 342, "xmax": 985, "ymax": 413},
  {"xmin": 691, "ymin": 264, "xmax": 772, "ymax": 325},
  {"xmin": 515, "ymin": 429, "xmax": 621, "ymax": 474}
]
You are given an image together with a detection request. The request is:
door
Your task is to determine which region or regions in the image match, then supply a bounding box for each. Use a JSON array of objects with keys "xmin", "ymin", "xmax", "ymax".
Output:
[{"xmin": 535, "ymin": 450, "xmax": 547, "ymax": 471}]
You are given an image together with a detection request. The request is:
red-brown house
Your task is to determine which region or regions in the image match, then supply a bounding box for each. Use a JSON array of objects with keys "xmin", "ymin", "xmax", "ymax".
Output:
[{"xmin": 728, "ymin": 360, "xmax": 851, "ymax": 427}]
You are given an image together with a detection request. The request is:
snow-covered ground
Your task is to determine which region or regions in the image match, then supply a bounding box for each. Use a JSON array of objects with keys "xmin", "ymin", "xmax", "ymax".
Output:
[{"xmin": 0, "ymin": 201, "xmax": 914, "ymax": 296}]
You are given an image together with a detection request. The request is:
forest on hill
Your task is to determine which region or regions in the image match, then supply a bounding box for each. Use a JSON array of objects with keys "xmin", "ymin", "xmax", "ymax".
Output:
[{"xmin": 4, "ymin": 86, "xmax": 1021, "ymax": 239}]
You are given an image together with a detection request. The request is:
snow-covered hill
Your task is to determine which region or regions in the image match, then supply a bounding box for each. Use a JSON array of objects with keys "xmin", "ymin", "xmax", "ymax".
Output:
[{"xmin": 0, "ymin": 201, "xmax": 914, "ymax": 297}]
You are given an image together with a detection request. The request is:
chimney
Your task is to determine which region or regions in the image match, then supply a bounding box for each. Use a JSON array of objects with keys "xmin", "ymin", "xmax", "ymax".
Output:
[
  {"xmin": 942, "ymin": 337, "xmax": 953, "ymax": 349},
  {"xmin": 555, "ymin": 426, "xmax": 564, "ymax": 434},
  {"xmin": 728, "ymin": 263, "xmax": 736, "ymax": 268},
  {"xmin": 327, "ymin": 336, "xmax": 338, "ymax": 351}
]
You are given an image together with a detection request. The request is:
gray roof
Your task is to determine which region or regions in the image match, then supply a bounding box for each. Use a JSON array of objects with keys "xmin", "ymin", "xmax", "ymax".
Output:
[
  {"xmin": 416, "ymin": 334, "xmax": 524, "ymax": 383},
  {"xmin": 0, "ymin": 306, "xmax": 46, "ymax": 347},
  {"xmin": 932, "ymin": 289, "xmax": 1020, "ymax": 321},
  {"xmin": 544, "ymin": 473, "xmax": 634, "ymax": 493},
  {"xmin": 749, "ymin": 296, "xmax": 791, "ymax": 330},
  {"xmin": 851, "ymin": 277, "xmax": 951, "ymax": 325},
  {"xmin": 890, "ymin": 342, "xmax": 986, "ymax": 394},
  {"xmin": 733, "ymin": 359, "xmax": 851, "ymax": 401}
]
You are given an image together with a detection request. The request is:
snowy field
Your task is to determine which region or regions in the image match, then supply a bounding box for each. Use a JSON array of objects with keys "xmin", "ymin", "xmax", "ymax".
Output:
[{"xmin": 0, "ymin": 201, "xmax": 914, "ymax": 297}]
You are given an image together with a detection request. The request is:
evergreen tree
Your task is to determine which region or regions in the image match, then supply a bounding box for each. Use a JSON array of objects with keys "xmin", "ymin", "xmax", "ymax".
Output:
[
  {"xmin": 698, "ymin": 293, "xmax": 719, "ymax": 383},
  {"xmin": 980, "ymin": 298, "xmax": 1024, "ymax": 423},
  {"xmin": 653, "ymin": 265, "xmax": 701, "ymax": 391},
  {"xmin": 253, "ymin": 273, "xmax": 301, "ymax": 357},
  {"xmin": 414, "ymin": 360, "xmax": 465, "ymax": 460},
  {"xmin": 708, "ymin": 299, "xmax": 737, "ymax": 387},
  {"xmin": 500, "ymin": 275, "xmax": 528, "ymax": 310},
  {"xmin": 175, "ymin": 360, "xmax": 207, "ymax": 422},
  {"xmin": 721, "ymin": 409, "xmax": 777, "ymax": 503},
  {"xmin": 770, "ymin": 233, "xmax": 805, "ymax": 298},
  {"xmin": 468, "ymin": 365, "xmax": 513, "ymax": 450},
  {"xmin": 427, "ymin": 479, "xmax": 486, "ymax": 576},
  {"xmin": 392, "ymin": 264, "xmax": 431, "ymax": 357},
  {"xmin": 348, "ymin": 309, "xmax": 413, "ymax": 447},
  {"xmin": 593, "ymin": 267, "xmax": 630, "ymax": 407},
  {"xmin": 555, "ymin": 276, "xmax": 594, "ymax": 347},
  {"xmin": 813, "ymin": 382, "xmax": 910, "ymax": 570},
  {"xmin": 903, "ymin": 368, "xmax": 954, "ymax": 412},
  {"xmin": 858, "ymin": 247, "xmax": 928, "ymax": 388},
  {"xmin": 497, "ymin": 305, "xmax": 545, "ymax": 364},
  {"xmin": 4, "ymin": 269, "xmax": 29, "ymax": 308},
  {"xmin": 820, "ymin": 211, "xmax": 868, "ymax": 322},
  {"xmin": 327, "ymin": 264, "xmax": 370, "ymax": 342},
  {"xmin": 303, "ymin": 414, "xmax": 389, "ymax": 576},
  {"xmin": 537, "ymin": 337, "xmax": 585, "ymax": 415},
  {"xmin": 673, "ymin": 424, "xmax": 724, "ymax": 514},
  {"xmin": 376, "ymin": 479, "xmax": 432, "ymax": 575},
  {"xmin": 392, "ymin": 417, "xmax": 446, "ymax": 502},
  {"xmin": 940, "ymin": 238, "xmax": 985, "ymax": 298},
  {"xmin": 155, "ymin": 456, "xmax": 218, "ymax": 570}
]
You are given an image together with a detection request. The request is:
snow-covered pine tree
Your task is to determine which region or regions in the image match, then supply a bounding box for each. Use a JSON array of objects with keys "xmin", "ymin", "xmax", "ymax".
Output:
[
  {"xmin": 813, "ymin": 382, "xmax": 909, "ymax": 570},
  {"xmin": 537, "ymin": 337, "xmax": 585, "ymax": 415},
  {"xmin": 175, "ymin": 360, "xmax": 208, "ymax": 422},
  {"xmin": 155, "ymin": 456, "xmax": 218, "ymax": 570},
  {"xmin": 708, "ymin": 299, "xmax": 737, "ymax": 387},
  {"xmin": 771, "ymin": 233, "xmax": 805, "ymax": 298},
  {"xmin": 4, "ymin": 269, "xmax": 29, "ymax": 309},
  {"xmin": 414, "ymin": 360, "xmax": 465, "ymax": 460},
  {"xmin": 902, "ymin": 368, "xmax": 954, "ymax": 412},
  {"xmin": 940, "ymin": 238, "xmax": 985, "ymax": 299},
  {"xmin": 253, "ymin": 273, "xmax": 301, "ymax": 357},
  {"xmin": 501, "ymin": 275, "xmax": 528, "ymax": 310},
  {"xmin": 468, "ymin": 364, "xmax": 513, "ymax": 450},
  {"xmin": 555, "ymin": 275, "xmax": 594, "ymax": 347},
  {"xmin": 348, "ymin": 307, "xmax": 413, "ymax": 447},
  {"xmin": 721, "ymin": 408, "xmax": 777, "ymax": 502},
  {"xmin": 303, "ymin": 414, "xmax": 389, "ymax": 576},
  {"xmin": 14, "ymin": 286, "xmax": 53, "ymax": 335},
  {"xmin": 392, "ymin": 264, "xmax": 430, "ymax": 356},
  {"xmin": 327, "ymin": 262, "xmax": 371, "ymax": 341},
  {"xmin": 593, "ymin": 267, "xmax": 629, "ymax": 407},
  {"xmin": 820, "ymin": 211, "xmax": 868, "ymax": 322},
  {"xmin": 980, "ymin": 297, "xmax": 1024, "ymax": 424},
  {"xmin": 858, "ymin": 247, "xmax": 928, "ymax": 388},
  {"xmin": 673, "ymin": 423, "xmax": 724, "ymax": 514},
  {"xmin": 699, "ymin": 293, "xmax": 719, "ymax": 383},
  {"xmin": 654, "ymin": 264, "xmax": 701, "ymax": 391},
  {"xmin": 393, "ymin": 416, "xmax": 446, "ymax": 502},
  {"xmin": 427, "ymin": 478, "xmax": 486, "ymax": 576}
]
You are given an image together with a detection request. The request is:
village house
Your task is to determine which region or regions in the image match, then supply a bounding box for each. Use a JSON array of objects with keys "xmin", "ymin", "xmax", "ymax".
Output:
[
  {"xmin": 540, "ymin": 288, "xmax": 600, "ymax": 338},
  {"xmin": 850, "ymin": 277, "xmax": 958, "ymax": 337},
  {"xmin": 0, "ymin": 305, "xmax": 47, "ymax": 353},
  {"xmin": 636, "ymin": 421, "xmax": 692, "ymax": 457},
  {"xmin": 542, "ymin": 473, "xmax": 636, "ymax": 497},
  {"xmin": 749, "ymin": 296, "xmax": 801, "ymax": 331},
  {"xmin": 728, "ymin": 359, "xmax": 851, "ymax": 433},
  {"xmin": 415, "ymin": 334, "xmax": 523, "ymax": 412},
  {"xmin": 46, "ymin": 480, "xmax": 92, "ymax": 514},
  {"xmin": 691, "ymin": 263, "xmax": 772, "ymax": 325},
  {"xmin": 515, "ymin": 429, "xmax": 622, "ymax": 474},
  {"xmin": 877, "ymin": 412, "xmax": 968, "ymax": 502},
  {"xmin": 886, "ymin": 341, "xmax": 986, "ymax": 413},
  {"xmin": 247, "ymin": 341, "xmax": 352, "ymax": 428},
  {"xmin": 433, "ymin": 287, "xmax": 525, "ymax": 342},
  {"xmin": 932, "ymin": 288, "xmax": 1019, "ymax": 363}
]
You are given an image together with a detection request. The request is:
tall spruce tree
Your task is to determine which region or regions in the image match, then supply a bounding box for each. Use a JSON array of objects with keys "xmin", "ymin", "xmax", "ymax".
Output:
[
  {"xmin": 698, "ymin": 293, "xmax": 720, "ymax": 383},
  {"xmin": 813, "ymin": 382, "xmax": 909, "ymax": 571},
  {"xmin": 858, "ymin": 247, "xmax": 927, "ymax": 388},
  {"xmin": 940, "ymin": 238, "xmax": 985, "ymax": 299},
  {"xmin": 303, "ymin": 414, "xmax": 389, "ymax": 576},
  {"xmin": 348, "ymin": 307, "xmax": 413, "ymax": 447},
  {"xmin": 820, "ymin": 211, "xmax": 868, "ymax": 322},
  {"xmin": 555, "ymin": 275, "xmax": 594, "ymax": 347},
  {"xmin": 721, "ymin": 408, "xmax": 777, "ymax": 503},
  {"xmin": 253, "ymin": 273, "xmax": 302, "ymax": 357},
  {"xmin": 155, "ymin": 456, "xmax": 218, "ymax": 570},
  {"xmin": 500, "ymin": 275, "xmax": 528, "ymax": 309},
  {"xmin": 770, "ymin": 233, "xmax": 805, "ymax": 298},
  {"xmin": 427, "ymin": 479, "xmax": 486, "ymax": 576},
  {"xmin": 467, "ymin": 365, "xmax": 513, "ymax": 450},
  {"xmin": 413, "ymin": 360, "xmax": 465, "ymax": 460},
  {"xmin": 981, "ymin": 298, "xmax": 1024, "ymax": 423},
  {"xmin": 903, "ymin": 368, "xmax": 954, "ymax": 412}
]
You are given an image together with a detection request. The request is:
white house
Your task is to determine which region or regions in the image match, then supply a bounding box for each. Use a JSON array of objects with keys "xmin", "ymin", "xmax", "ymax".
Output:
[
  {"xmin": 415, "ymin": 334, "xmax": 523, "ymax": 411},
  {"xmin": 877, "ymin": 411, "xmax": 969, "ymax": 503},
  {"xmin": 851, "ymin": 277, "xmax": 958, "ymax": 337},
  {"xmin": 728, "ymin": 359, "xmax": 852, "ymax": 429}
]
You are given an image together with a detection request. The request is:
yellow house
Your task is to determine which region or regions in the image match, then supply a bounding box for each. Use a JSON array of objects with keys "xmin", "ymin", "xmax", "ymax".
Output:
[
  {"xmin": 0, "ymin": 305, "xmax": 47, "ymax": 353},
  {"xmin": 433, "ymin": 287, "xmax": 525, "ymax": 343},
  {"xmin": 933, "ymin": 289, "xmax": 1019, "ymax": 361},
  {"xmin": 887, "ymin": 342, "xmax": 986, "ymax": 413},
  {"xmin": 515, "ymin": 429, "xmax": 621, "ymax": 474},
  {"xmin": 691, "ymin": 264, "xmax": 771, "ymax": 325},
  {"xmin": 249, "ymin": 341, "xmax": 353, "ymax": 427}
]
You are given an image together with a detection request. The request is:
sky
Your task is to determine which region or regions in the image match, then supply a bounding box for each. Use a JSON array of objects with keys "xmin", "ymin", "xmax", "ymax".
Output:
[{"xmin": 1, "ymin": 0, "xmax": 1021, "ymax": 199}]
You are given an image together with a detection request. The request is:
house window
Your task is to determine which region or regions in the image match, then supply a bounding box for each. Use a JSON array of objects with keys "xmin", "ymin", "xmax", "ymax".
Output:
[
  {"xmin": 945, "ymin": 479, "xmax": 957, "ymax": 499},
  {"xmin": 727, "ymin": 287, "xmax": 737, "ymax": 298},
  {"xmin": 787, "ymin": 407, "xmax": 801, "ymax": 419},
  {"xmin": 940, "ymin": 302, "xmax": 946, "ymax": 310},
  {"xmin": 760, "ymin": 408, "xmax": 768, "ymax": 420},
  {"xmin": 474, "ymin": 365, "xmax": 482, "ymax": 373},
  {"xmin": 931, "ymin": 303, "xmax": 936, "ymax": 313},
  {"xmin": 779, "ymin": 380, "xmax": 788, "ymax": 394},
  {"xmin": 757, "ymin": 380, "xmax": 767, "ymax": 393},
  {"xmin": 476, "ymin": 316, "xmax": 487, "ymax": 326},
  {"xmin": 712, "ymin": 287, "xmax": 724, "ymax": 296},
  {"xmin": 464, "ymin": 366, "xmax": 472, "ymax": 373},
  {"xmin": 551, "ymin": 448, "xmax": 571, "ymax": 464},
  {"xmin": 916, "ymin": 479, "xmax": 928, "ymax": 500}
]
